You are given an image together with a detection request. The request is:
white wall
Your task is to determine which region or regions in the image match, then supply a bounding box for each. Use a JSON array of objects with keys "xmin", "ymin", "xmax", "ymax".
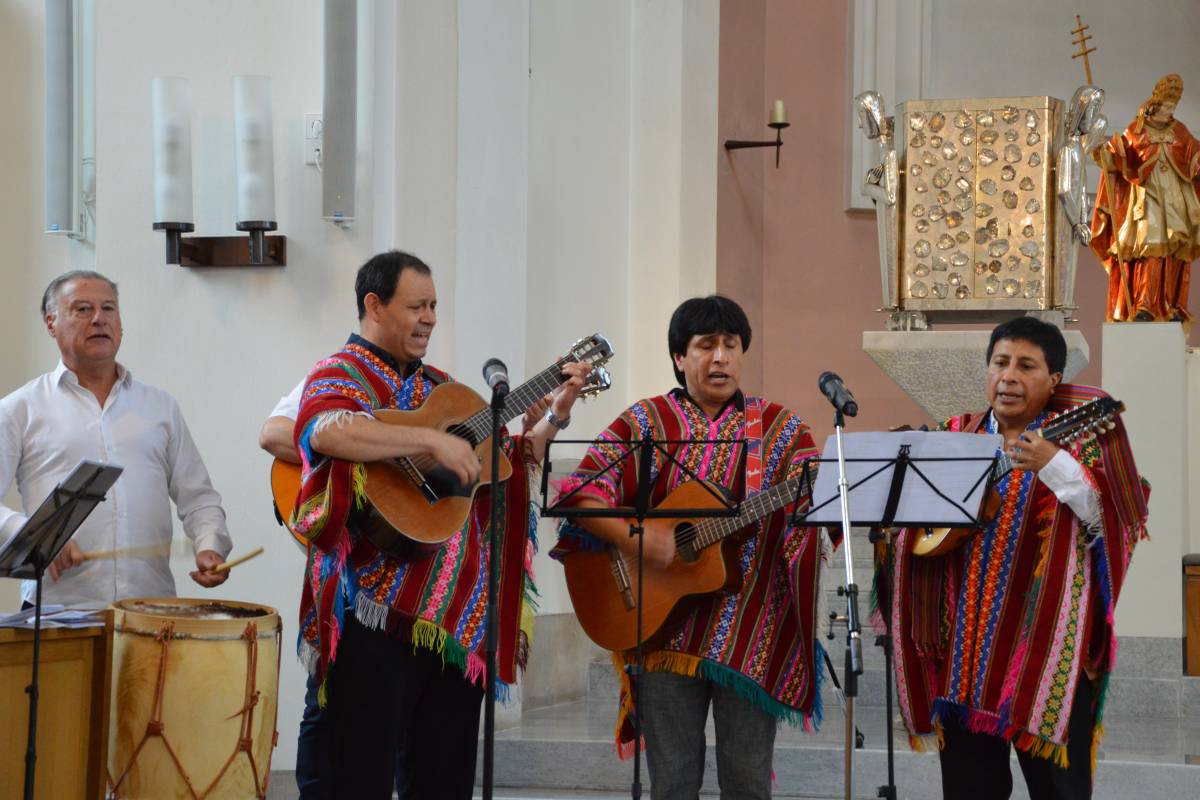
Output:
[{"xmin": 1, "ymin": 0, "xmax": 719, "ymax": 765}]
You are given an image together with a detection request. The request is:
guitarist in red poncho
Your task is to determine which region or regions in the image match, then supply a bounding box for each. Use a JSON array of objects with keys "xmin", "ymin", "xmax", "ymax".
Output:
[
  {"xmin": 286, "ymin": 250, "xmax": 590, "ymax": 798},
  {"xmin": 552, "ymin": 295, "xmax": 829, "ymax": 799},
  {"xmin": 880, "ymin": 317, "xmax": 1149, "ymax": 800}
]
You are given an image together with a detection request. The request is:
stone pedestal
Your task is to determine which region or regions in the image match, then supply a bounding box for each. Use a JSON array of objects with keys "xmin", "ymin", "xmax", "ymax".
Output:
[
  {"xmin": 1103, "ymin": 323, "xmax": 1190, "ymax": 639},
  {"xmin": 862, "ymin": 329, "xmax": 1089, "ymax": 422}
]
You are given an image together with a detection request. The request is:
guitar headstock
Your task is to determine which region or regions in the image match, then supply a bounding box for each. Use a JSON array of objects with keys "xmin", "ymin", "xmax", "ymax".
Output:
[
  {"xmin": 1043, "ymin": 396, "xmax": 1124, "ymax": 446},
  {"xmin": 567, "ymin": 333, "xmax": 615, "ymax": 368},
  {"xmin": 580, "ymin": 366, "xmax": 612, "ymax": 400}
]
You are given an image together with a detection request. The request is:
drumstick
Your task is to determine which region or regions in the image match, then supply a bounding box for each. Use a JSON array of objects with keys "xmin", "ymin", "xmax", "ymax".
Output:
[
  {"xmin": 213, "ymin": 546, "xmax": 265, "ymax": 574},
  {"xmin": 79, "ymin": 543, "xmax": 172, "ymax": 561}
]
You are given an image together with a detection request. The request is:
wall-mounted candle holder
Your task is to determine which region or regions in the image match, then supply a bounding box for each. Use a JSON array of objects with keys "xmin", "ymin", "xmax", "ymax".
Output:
[{"xmin": 724, "ymin": 100, "xmax": 790, "ymax": 168}]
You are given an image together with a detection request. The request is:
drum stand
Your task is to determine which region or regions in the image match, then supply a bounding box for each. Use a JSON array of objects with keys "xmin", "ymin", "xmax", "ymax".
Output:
[{"xmin": 0, "ymin": 461, "xmax": 121, "ymax": 800}]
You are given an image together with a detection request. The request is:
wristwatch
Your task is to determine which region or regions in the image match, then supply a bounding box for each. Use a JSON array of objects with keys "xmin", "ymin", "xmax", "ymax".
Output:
[{"xmin": 546, "ymin": 410, "xmax": 571, "ymax": 430}]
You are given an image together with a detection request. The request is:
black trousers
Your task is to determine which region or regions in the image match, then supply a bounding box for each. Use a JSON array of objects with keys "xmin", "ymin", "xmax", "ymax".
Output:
[
  {"xmin": 322, "ymin": 614, "xmax": 485, "ymax": 799},
  {"xmin": 938, "ymin": 675, "xmax": 1097, "ymax": 800}
]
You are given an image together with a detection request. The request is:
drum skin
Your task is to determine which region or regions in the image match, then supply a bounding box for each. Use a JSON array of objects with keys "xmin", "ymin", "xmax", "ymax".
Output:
[{"xmin": 107, "ymin": 598, "xmax": 281, "ymax": 799}]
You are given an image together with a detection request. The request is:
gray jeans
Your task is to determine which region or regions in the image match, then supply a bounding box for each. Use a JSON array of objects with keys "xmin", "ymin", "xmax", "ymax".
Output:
[{"xmin": 640, "ymin": 669, "xmax": 777, "ymax": 800}]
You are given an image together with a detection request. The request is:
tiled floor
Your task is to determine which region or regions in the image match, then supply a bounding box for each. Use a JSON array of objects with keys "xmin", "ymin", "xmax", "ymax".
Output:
[{"xmin": 268, "ymin": 696, "xmax": 1200, "ymax": 799}]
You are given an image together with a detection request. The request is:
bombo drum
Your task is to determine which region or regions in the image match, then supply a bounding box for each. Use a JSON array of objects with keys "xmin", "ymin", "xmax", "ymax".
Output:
[{"xmin": 107, "ymin": 598, "xmax": 281, "ymax": 799}]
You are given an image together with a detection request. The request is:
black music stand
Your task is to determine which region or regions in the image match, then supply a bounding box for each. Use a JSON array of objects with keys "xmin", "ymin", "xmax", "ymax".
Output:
[
  {"xmin": 795, "ymin": 430, "xmax": 999, "ymax": 800},
  {"xmin": 540, "ymin": 433, "xmax": 749, "ymax": 800},
  {"xmin": 0, "ymin": 460, "xmax": 123, "ymax": 800}
]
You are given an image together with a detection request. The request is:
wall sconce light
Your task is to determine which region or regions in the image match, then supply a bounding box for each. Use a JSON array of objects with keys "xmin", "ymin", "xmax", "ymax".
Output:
[
  {"xmin": 233, "ymin": 75, "xmax": 279, "ymax": 263},
  {"xmin": 150, "ymin": 75, "xmax": 287, "ymax": 267},
  {"xmin": 151, "ymin": 77, "xmax": 195, "ymax": 263},
  {"xmin": 724, "ymin": 100, "xmax": 790, "ymax": 168}
]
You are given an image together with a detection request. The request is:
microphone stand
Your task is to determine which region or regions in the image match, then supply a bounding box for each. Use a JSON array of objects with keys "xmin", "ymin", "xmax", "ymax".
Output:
[
  {"xmin": 830, "ymin": 408, "xmax": 863, "ymax": 800},
  {"xmin": 481, "ymin": 380, "xmax": 507, "ymax": 800}
]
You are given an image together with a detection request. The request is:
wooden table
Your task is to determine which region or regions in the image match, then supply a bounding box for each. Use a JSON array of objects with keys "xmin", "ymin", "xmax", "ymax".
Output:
[{"xmin": 0, "ymin": 620, "xmax": 112, "ymax": 799}]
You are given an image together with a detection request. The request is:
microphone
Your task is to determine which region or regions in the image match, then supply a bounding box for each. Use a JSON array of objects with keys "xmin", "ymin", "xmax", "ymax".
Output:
[
  {"xmin": 818, "ymin": 371, "xmax": 858, "ymax": 417},
  {"xmin": 482, "ymin": 357, "xmax": 510, "ymax": 395}
]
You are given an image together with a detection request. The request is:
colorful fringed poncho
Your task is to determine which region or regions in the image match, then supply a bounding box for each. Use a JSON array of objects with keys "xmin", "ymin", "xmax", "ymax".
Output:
[
  {"xmin": 880, "ymin": 384, "xmax": 1149, "ymax": 767},
  {"xmin": 289, "ymin": 335, "xmax": 538, "ymax": 698},
  {"xmin": 550, "ymin": 389, "xmax": 828, "ymax": 755}
]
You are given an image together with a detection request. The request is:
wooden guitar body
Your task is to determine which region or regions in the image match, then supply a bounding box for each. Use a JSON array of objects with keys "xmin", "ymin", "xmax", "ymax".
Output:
[
  {"xmin": 267, "ymin": 332, "xmax": 615, "ymax": 554},
  {"xmin": 366, "ymin": 382, "xmax": 513, "ymax": 546},
  {"xmin": 269, "ymin": 459, "xmax": 307, "ymax": 549},
  {"xmin": 563, "ymin": 481, "xmax": 747, "ymax": 652},
  {"xmin": 267, "ymin": 382, "xmax": 513, "ymax": 551},
  {"xmin": 910, "ymin": 489, "xmax": 1003, "ymax": 557}
]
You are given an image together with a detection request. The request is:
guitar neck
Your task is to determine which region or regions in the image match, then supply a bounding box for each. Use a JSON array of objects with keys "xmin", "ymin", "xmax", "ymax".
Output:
[
  {"xmin": 991, "ymin": 398, "xmax": 1117, "ymax": 479},
  {"xmin": 688, "ymin": 470, "xmax": 813, "ymax": 552},
  {"xmin": 461, "ymin": 360, "xmax": 569, "ymax": 442}
]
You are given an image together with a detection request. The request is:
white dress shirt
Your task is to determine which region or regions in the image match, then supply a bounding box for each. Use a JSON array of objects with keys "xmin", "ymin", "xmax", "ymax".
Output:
[
  {"xmin": 270, "ymin": 379, "xmax": 304, "ymax": 421},
  {"xmin": 0, "ymin": 361, "xmax": 232, "ymax": 608},
  {"xmin": 1038, "ymin": 448, "xmax": 1102, "ymax": 534}
]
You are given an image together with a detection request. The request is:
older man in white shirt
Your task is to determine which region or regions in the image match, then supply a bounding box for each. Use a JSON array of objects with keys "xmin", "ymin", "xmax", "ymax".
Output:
[{"xmin": 0, "ymin": 270, "xmax": 232, "ymax": 608}]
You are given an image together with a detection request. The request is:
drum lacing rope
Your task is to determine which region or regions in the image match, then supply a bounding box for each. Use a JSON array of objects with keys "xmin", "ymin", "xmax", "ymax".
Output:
[
  {"xmin": 200, "ymin": 622, "xmax": 268, "ymax": 799},
  {"xmin": 107, "ymin": 620, "xmax": 274, "ymax": 799},
  {"xmin": 108, "ymin": 620, "xmax": 203, "ymax": 799}
]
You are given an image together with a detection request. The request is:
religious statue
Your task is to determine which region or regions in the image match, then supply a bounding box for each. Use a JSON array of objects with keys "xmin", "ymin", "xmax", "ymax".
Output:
[
  {"xmin": 1090, "ymin": 74, "xmax": 1200, "ymax": 323},
  {"xmin": 855, "ymin": 91, "xmax": 909, "ymax": 325},
  {"xmin": 1054, "ymin": 86, "xmax": 1108, "ymax": 311}
]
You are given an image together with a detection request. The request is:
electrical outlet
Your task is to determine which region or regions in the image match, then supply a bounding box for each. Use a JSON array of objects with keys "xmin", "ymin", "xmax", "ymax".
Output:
[{"xmin": 304, "ymin": 113, "xmax": 322, "ymax": 166}]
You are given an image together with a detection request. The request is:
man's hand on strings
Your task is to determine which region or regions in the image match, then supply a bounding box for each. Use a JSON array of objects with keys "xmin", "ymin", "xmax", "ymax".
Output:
[{"xmin": 1007, "ymin": 431, "xmax": 1060, "ymax": 473}]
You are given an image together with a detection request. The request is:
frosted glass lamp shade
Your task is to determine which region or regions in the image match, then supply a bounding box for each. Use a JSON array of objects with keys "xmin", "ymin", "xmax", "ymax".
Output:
[
  {"xmin": 233, "ymin": 76, "xmax": 276, "ymax": 225},
  {"xmin": 151, "ymin": 77, "xmax": 194, "ymax": 225}
]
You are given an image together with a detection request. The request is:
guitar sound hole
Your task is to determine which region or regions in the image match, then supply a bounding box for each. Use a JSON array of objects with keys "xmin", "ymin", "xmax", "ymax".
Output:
[{"xmin": 675, "ymin": 522, "xmax": 699, "ymax": 564}]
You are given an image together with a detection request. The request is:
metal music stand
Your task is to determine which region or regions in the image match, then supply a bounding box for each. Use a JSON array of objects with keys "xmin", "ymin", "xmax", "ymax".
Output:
[
  {"xmin": 0, "ymin": 460, "xmax": 123, "ymax": 800},
  {"xmin": 540, "ymin": 433, "xmax": 748, "ymax": 800},
  {"xmin": 795, "ymin": 430, "xmax": 1000, "ymax": 800}
]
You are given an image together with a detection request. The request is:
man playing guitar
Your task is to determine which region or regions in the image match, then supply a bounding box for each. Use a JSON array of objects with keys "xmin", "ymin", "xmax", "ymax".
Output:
[
  {"xmin": 551, "ymin": 295, "xmax": 828, "ymax": 799},
  {"xmin": 882, "ymin": 317, "xmax": 1149, "ymax": 800},
  {"xmin": 281, "ymin": 250, "xmax": 590, "ymax": 798}
]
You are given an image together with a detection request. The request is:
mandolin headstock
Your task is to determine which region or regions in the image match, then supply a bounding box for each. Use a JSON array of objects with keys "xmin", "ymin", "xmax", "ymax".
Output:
[{"xmin": 1042, "ymin": 396, "xmax": 1124, "ymax": 447}]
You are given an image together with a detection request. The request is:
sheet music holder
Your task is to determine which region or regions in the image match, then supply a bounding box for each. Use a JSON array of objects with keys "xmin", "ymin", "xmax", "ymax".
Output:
[
  {"xmin": 796, "ymin": 430, "xmax": 1001, "ymax": 528},
  {"xmin": 541, "ymin": 434, "xmax": 747, "ymax": 800},
  {"xmin": 0, "ymin": 459, "xmax": 123, "ymax": 800},
  {"xmin": 795, "ymin": 430, "xmax": 998, "ymax": 800}
]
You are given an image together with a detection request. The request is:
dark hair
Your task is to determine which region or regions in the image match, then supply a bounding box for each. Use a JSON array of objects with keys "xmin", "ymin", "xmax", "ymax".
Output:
[
  {"xmin": 667, "ymin": 295, "xmax": 752, "ymax": 387},
  {"xmin": 41, "ymin": 270, "xmax": 119, "ymax": 317},
  {"xmin": 986, "ymin": 316, "xmax": 1067, "ymax": 375},
  {"xmin": 355, "ymin": 250, "xmax": 432, "ymax": 320}
]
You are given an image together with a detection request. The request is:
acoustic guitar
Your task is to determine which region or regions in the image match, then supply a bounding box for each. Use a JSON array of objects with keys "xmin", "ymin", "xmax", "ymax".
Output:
[
  {"xmin": 910, "ymin": 396, "xmax": 1124, "ymax": 557},
  {"xmin": 562, "ymin": 465, "xmax": 816, "ymax": 652},
  {"xmin": 270, "ymin": 334, "xmax": 614, "ymax": 552}
]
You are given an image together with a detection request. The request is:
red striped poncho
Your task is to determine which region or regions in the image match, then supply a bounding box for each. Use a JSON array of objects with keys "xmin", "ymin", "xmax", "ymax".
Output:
[
  {"xmin": 289, "ymin": 335, "xmax": 537, "ymax": 698},
  {"xmin": 550, "ymin": 389, "xmax": 827, "ymax": 755},
  {"xmin": 880, "ymin": 383, "xmax": 1149, "ymax": 766}
]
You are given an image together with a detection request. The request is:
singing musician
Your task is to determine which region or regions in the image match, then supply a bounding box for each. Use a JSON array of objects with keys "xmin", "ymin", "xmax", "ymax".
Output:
[
  {"xmin": 550, "ymin": 295, "xmax": 829, "ymax": 799},
  {"xmin": 286, "ymin": 249, "xmax": 589, "ymax": 798},
  {"xmin": 882, "ymin": 317, "xmax": 1149, "ymax": 800},
  {"xmin": 0, "ymin": 270, "xmax": 232, "ymax": 608},
  {"xmin": 260, "ymin": 367, "xmax": 567, "ymax": 800}
]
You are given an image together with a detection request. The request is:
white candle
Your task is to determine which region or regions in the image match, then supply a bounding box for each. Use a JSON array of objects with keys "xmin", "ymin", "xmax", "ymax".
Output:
[
  {"xmin": 151, "ymin": 77, "xmax": 193, "ymax": 224},
  {"xmin": 233, "ymin": 76, "xmax": 276, "ymax": 223},
  {"xmin": 770, "ymin": 99, "xmax": 787, "ymax": 125}
]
